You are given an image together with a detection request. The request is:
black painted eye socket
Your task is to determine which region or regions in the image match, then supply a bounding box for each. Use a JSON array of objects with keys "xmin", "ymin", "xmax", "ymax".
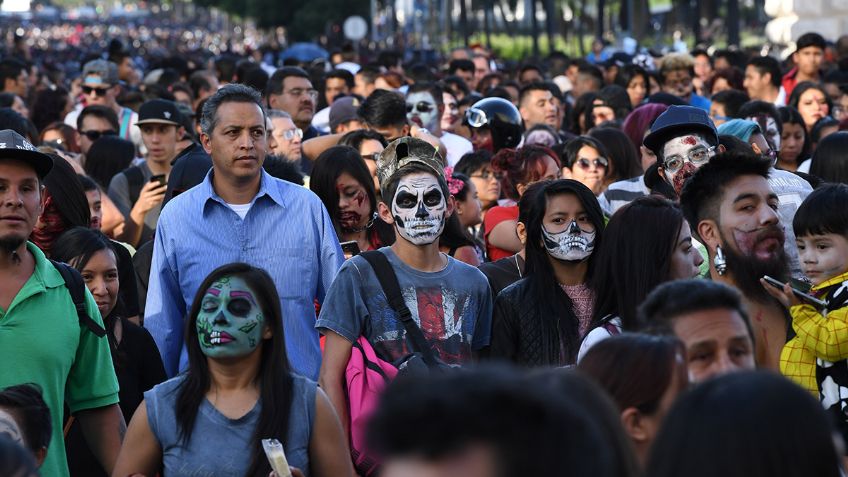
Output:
[
  {"xmin": 423, "ymin": 190, "xmax": 443, "ymax": 206},
  {"xmin": 395, "ymin": 191, "xmax": 417, "ymax": 208},
  {"xmin": 228, "ymin": 298, "xmax": 252, "ymax": 317}
]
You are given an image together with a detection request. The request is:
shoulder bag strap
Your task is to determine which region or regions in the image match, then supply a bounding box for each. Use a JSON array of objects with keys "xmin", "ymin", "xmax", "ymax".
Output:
[{"xmin": 360, "ymin": 251, "xmax": 440, "ymax": 367}]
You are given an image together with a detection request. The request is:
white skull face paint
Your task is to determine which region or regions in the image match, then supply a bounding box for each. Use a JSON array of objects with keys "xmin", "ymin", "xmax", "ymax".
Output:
[
  {"xmin": 542, "ymin": 219, "xmax": 596, "ymax": 262},
  {"xmin": 406, "ymin": 92, "xmax": 439, "ymax": 131},
  {"xmin": 392, "ymin": 172, "xmax": 447, "ymax": 245}
]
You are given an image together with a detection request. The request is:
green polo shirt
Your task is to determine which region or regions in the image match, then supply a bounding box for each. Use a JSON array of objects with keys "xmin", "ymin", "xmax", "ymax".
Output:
[{"xmin": 0, "ymin": 242, "xmax": 119, "ymax": 477}]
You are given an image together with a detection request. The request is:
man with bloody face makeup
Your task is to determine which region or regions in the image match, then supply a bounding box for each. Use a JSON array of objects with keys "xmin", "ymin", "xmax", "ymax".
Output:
[
  {"xmin": 317, "ymin": 137, "xmax": 492, "ymax": 435},
  {"xmin": 680, "ymin": 152, "xmax": 792, "ymax": 371}
]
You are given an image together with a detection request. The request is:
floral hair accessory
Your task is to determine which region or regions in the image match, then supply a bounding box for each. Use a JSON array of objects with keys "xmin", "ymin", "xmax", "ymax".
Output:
[{"xmin": 444, "ymin": 166, "xmax": 464, "ymax": 196}]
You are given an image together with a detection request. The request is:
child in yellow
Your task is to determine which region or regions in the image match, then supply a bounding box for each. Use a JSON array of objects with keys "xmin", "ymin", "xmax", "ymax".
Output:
[{"xmin": 764, "ymin": 184, "xmax": 848, "ymax": 442}]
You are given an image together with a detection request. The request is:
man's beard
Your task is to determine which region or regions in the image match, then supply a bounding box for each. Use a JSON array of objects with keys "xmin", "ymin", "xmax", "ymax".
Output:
[
  {"xmin": 720, "ymin": 228, "xmax": 789, "ymax": 302},
  {"xmin": 0, "ymin": 235, "xmax": 25, "ymax": 256}
]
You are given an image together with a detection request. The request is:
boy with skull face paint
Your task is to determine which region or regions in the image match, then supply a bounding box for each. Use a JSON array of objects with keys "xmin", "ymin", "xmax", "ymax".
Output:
[{"xmin": 316, "ymin": 137, "xmax": 493, "ymax": 433}]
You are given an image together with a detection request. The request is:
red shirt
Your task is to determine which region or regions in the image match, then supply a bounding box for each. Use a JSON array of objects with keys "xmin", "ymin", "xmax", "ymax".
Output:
[{"xmin": 484, "ymin": 205, "xmax": 519, "ymax": 261}]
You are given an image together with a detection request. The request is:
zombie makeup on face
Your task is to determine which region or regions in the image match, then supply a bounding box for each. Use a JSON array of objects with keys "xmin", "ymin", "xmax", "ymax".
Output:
[
  {"xmin": 406, "ymin": 92, "xmax": 439, "ymax": 131},
  {"xmin": 336, "ymin": 172, "xmax": 371, "ymax": 233},
  {"xmin": 661, "ymin": 134, "xmax": 714, "ymax": 196},
  {"xmin": 0, "ymin": 409, "xmax": 23, "ymax": 446},
  {"xmin": 542, "ymin": 219, "xmax": 597, "ymax": 262},
  {"xmin": 730, "ymin": 225, "xmax": 785, "ymax": 262},
  {"xmin": 391, "ymin": 172, "xmax": 447, "ymax": 245},
  {"xmin": 196, "ymin": 275, "xmax": 266, "ymax": 359},
  {"xmin": 750, "ymin": 115, "xmax": 781, "ymax": 152}
]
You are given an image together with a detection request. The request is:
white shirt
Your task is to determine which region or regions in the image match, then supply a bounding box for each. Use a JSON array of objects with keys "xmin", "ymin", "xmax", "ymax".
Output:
[
  {"xmin": 577, "ymin": 317, "xmax": 622, "ymax": 362},
  {"xmin": 226, "ymin": 202, "xmax": 252, "ymax": 220},
  {"xmin": 440, "ymin": 131, "xmax": 474, "ymax": 167}
]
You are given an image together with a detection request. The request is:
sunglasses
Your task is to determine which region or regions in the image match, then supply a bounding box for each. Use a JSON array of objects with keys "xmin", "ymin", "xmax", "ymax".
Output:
[
  {"xmin": 81, "ymin": 129, "xmax": 118, "ymax": 141},
  {"xmin": 406, "ymin": 101, "xmax": 434, "ymax": 114},
  {"xmin": 82, "ymin": 85, "xmax": 112, "ymax": 97},
  {"xmin": 279, "ymin": 128, "xmax": 303, "ymax": 141},
  {"xmin": 574, "ymin": 157, "xmax": 609, "ymax": 169}
]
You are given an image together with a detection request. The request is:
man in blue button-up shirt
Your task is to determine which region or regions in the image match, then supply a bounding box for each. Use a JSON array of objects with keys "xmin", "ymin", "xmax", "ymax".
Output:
[{"xmin": 145, "ymin": 84, "xmax": 343, "ymax": 379}]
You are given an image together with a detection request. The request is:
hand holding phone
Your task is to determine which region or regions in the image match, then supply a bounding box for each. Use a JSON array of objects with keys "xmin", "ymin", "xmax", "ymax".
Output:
[
  {"xmin": 340, "ymin": 240, "xmax": 361, "ymax": 259},
  {"xmin": 150, "ymin": 174, "xmax": 167, "ymax": 187},
  {"xmin": 762, "ymin": 275, "xmax": 827, "ymax": 308}
]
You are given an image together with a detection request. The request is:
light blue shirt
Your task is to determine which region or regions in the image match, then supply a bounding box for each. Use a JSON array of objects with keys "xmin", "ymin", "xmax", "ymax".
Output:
[{"xmin": 144, "ymin": 169, "xmax": 343, "ymax": 379}]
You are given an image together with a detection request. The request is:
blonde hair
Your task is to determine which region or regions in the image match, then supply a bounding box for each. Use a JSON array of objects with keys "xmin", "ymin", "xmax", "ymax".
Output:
[{"xmin": 659, "ymin": 53, "xmax": 695, "ymax": 80}]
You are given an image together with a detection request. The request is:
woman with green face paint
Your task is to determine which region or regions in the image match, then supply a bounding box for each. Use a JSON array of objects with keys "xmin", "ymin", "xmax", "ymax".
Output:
[{"xmin": 113, "ymin": 263, "xmax": 355, "ymax": 477}]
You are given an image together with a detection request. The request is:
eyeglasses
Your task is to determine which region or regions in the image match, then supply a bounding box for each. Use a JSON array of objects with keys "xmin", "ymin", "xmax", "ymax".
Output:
[
  {"xmin": 81, "ymin": 129, "xmax": 118, "ymax": 141},
  {"xmin": 361, "ymin": 153, "xmax": 378, "ymax": 161},
  {"xmin": 465, "ymin": 107, "xmax": 489, "ymax": 128},
  {"xmin": 82, "ymin": 85, "xmax": 111, "ymax": 97},
  {"xmin": 663, "ymin": 145, "xmax": 715, "ymax": 174},
  {"xmin": 470, "ymin": 170, "xmax": 503, "ymax": 180},
  {"xmin": 573, "ymin": 157, "xmax": 609, "ymax": 169},
  {"xmin": 284, "ymin": 88, "xmax": 319, "ymax": 100},
  {"xmin": 279, "ymin": 128, "xmax": 303, "ymax": 141},
  {"xmin": 406, "ymin": 101, "xmax": 435, "ymax": 114}
]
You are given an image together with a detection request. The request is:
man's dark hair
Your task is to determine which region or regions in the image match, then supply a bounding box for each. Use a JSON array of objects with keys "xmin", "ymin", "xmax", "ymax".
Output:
[
  {"xmin": 577, "ymin": 64, "xmax": 604, "ymax": 89},
  {"xmin": 200, "ymin": 83, "xmax": 264, "ymax": 135},
  {"xmin": 326, "ymin": 69, "xmax": 355, "ymax": 89},
  {"xmin": 638, "ymin": 278, "xmax": 753, "ymax": 340},
  {"xmin": 718, "ymin": 134, "xmax": 754, "ymax": 154},
  {"xmin": 355, "ymin": 65, "xmax": 380, "ymax": 86},
  {"xmin": 338, "ymin": 129, "xmax": 388, "ymax": 150},
  {"xmin": 690, "ymin": 48, "xmax": 712, "ymax": 65},
  {"xmin": 455, "ymin": 149, "xmax": 493, "ymax": 177},
  {"xmin": 188, "ymin": 70, "xmax": 216, "ymax": 99},
  {"xmin": 796, "ymin": 32, "xmax": 827, "ymax": 52},
  {"xmin": 242, "ymin": 67, "xmax": 269, "ymax": 94},
  {"xmin": 519, "ymin": 63, "xmax": 545, "ymax": 79},
  {"xmin": 76, "ymin": 105, "xmax": 120, "ymax": 134},
  {"xmin": 0, "ymin": 384, "xmax": 52, "ymax": 456},
  {"xmin": 746, "ymin": 56, "xmax": 782, "ymax": 89},
  {"xmin": 213, "ymin": 54, "xmax": 238, "ymax": 83},
  {"xmin": 367, "ymin": 366, "xmax": 621, "ymax": 477},
  {"xmin": 0, "ymin": 108, "xmax": 30, "ymax": 139},
  {"xmin": 377, "ymin": 50, "xmax": 403, "ymax": 70},
  {"xmin": 711, "ymin": 90, "xmax": 750, "ymax": 119},
  {"xmin": 737, "ymin": 100, "xmax": 782, "ymax": 135},
  {"xmin": 679, "ymin": 151, "xmax": 772, "ymax": 242},
  {"xmin": 793, "ymin": 183, "xmax": 848, "ymax": 239},
  {"xmin": 265, "ymin": 66, "xmax": 311, "ymax": 99},
  {"xmin": 0, "ymin": 59, "xmax": 26, "ymax": 92},
  {"xmin": 448, "ymin": 59, "xmax": 474, "ymax": 75},
  {"xmin": 518, "ymin": 81, "xmax": 553, "ymax": 107},
  {"xmin": 406, "ymin": 63, "xmax": 435, "ymax": 84},
  {"xmin": 443, "ymin": 75, "xmax": 472, "ymax": 97},
  {"xmin": 407, "ymin": 82, "xmax": 444, "ymax": 106},
  {"xmin": 357, "ymin": 89, "xmax": 407, "ymax": 129}
]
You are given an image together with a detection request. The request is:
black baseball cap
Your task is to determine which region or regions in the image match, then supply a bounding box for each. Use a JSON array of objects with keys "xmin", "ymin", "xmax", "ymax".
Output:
[
  {"xmin": 643, "ymin": 105, "xmax": 718, "ymax": 156},
  {"xmin": 0, "ymin": 129, "xmax": 53, "ymax": 178},
  {"xmin": 137, "ymin": 99, "xmax": 183, "ymax": 127}
]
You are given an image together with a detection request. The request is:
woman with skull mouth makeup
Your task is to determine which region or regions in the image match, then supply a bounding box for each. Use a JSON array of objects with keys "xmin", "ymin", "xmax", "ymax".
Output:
[
  {"xmin": 310, "ymin": 146, "xmax": 395, "ymax": 256},
  {"xmin": 488, "ymin": 179, "xmax": 605, "ymax": 366}
]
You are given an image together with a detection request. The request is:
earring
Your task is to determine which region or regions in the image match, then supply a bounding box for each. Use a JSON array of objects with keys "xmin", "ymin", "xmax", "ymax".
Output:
[{"xmin": 714, "ymin": 245, "xmax": 727, "ymax": 276}]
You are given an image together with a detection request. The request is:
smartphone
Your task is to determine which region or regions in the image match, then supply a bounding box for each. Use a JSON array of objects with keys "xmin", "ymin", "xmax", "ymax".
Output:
[
  {"xmin": 150, "ymin": 174, "xmax": 167, "ymax": 187},
  {"xmin": 763, "ymin": 275, "xmax": 828, "ymax": 307},
  {"xmin": 340, "ymin": 240, "xmax": 361, "ymax": 257}
]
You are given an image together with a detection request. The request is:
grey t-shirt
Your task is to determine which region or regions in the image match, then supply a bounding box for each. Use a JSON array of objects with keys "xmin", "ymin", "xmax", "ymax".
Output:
[
  {"xmin": 107, "ymin": 161, "xmax": 161, "ymax": 245},
  {"xmin": 146, "ymin": 373, "xmax": 315, "ymax": 477},
  {"xmin": 316, "ymin": 247, "xmax": 493, "ymax": 365}
]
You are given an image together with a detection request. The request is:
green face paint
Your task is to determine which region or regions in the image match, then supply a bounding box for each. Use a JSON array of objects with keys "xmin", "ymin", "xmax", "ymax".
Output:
[{"xmin": 196, "ymin": 275, "xmax": 266, "ymax": 359}]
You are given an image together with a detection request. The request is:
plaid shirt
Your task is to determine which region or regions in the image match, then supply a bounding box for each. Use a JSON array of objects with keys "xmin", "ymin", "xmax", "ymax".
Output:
[{"xmin": 780, "ymin": 271, "xmax": 848, "ymax": 395}]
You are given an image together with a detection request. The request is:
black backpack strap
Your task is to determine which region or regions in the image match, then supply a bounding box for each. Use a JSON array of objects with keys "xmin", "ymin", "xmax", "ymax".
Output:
[
  {"xmin": 360, "ymin": 251, "xmax": 439, "ymax": 367},
  {"xmin": 50, "ymin": 260, "xmax": 107, "ymax": 338},
  {"xmin": 125, "ymin": 166, "xmax": 145, "ymax": 206}
]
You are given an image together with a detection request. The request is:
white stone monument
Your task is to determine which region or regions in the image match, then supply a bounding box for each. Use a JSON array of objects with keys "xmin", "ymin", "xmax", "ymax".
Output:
[{"xmin": 765, "ymin": 0, "xmax": 848, "ymax": 46}]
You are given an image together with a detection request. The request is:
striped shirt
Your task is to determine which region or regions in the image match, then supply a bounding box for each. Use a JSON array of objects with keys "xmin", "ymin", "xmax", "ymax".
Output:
[{"xmin": 144, "ymin": 169, "xmax": 344, "ymax": 379}]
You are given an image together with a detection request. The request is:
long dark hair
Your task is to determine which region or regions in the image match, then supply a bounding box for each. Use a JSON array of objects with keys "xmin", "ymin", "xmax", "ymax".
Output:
[
  {"xmin": 52, "ymin": 226, "xmax": 126, "ymax": 368},
  {"xmin": 590, "ymin": 196, "xmax": 685, "ymax": 330},
  {"xmin": 491, "ymin": 145, "xmax": 560, "ymax": 201},
  {"xmin": 310, "ymin": 145, "xmax": 394, "ymax": 248},
  {"xmin": 523, "ymin": 179, "xmax": 605, "ymax": 363},
  {"xmin": 588, "ymin": 127, "xmax": 643, "ymax": 180},
  {"xmin": 441, "ymin": 172, "xmax": 477, "ymax": 251},
  {"xmin": 810, "ymin": 131, "xmax": 848, "ymax": 183},
  {"xmin": 83, "ymin": 136, "xmax": 136, "ymax": 189},
  {"xmin": 777, "ymin": 106, "xmax": 810, "ymax": 165},
  {"xmin": 177, "ymin": 263, "xmax": 293, "ymax": 477}
]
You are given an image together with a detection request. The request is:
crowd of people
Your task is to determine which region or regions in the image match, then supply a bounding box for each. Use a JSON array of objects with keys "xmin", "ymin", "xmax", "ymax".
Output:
[{"xmin": 1, "ymin": 20, "xmax": 848, "ymax": 477}]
